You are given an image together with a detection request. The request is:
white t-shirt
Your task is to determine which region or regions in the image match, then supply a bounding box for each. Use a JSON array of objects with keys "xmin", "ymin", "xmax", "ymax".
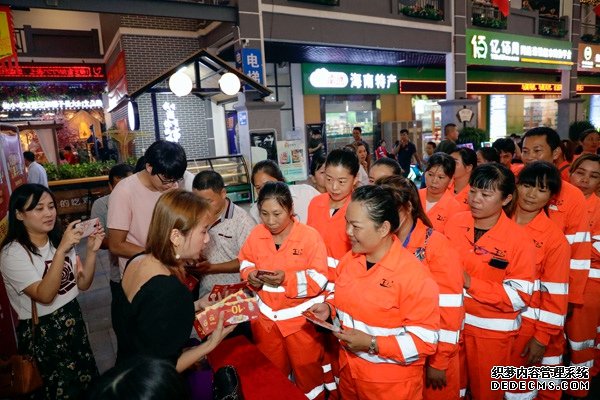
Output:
[
  {"xmin": 26, "ymin": 161, "xmax": 48, "ymax": 188},
  {"xmin": 250, "ymin": 183, "xmax": 320, "ymax": 224},
  {"xmin": 0, "ymin": 241, "xmax": 79, "ymax": 319}
]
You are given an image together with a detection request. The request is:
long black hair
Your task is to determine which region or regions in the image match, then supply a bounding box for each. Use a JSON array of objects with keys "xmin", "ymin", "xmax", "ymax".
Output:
[
  {"xmin": 1, "ymin": 184, "xmax": 62, "ymax": 256},
  {"xmin": 377, "ymin": 175, "xmax": 433, "ymax": 229}
]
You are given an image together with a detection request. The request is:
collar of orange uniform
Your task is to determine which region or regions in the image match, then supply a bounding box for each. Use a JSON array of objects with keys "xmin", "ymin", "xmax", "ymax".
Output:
[
  {"xmin": 351, "ymin": 235, "xmax": 404, "ymax": 272},
  {"xmin": 522, "ymin": 210, "xmax": 551, "ymax": 234}
]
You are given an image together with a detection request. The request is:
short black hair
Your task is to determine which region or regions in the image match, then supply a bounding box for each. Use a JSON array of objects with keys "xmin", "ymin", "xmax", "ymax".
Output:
[
  {"xmin": 251, "ymin": 159, "xmax": 285, "ymax": 185},
  {"xmin": 193, "ymin": 170, "xmax": 225, "ymax": 192},
  {"xmin": 451, "ymin": 147, "xmax": 477, "ymax": 170},
  {"xmin": 353, "ymin": 126, "xmax": 362, "ymax": 133},
  {"xmin": 134, "ymin": 156, "xmax": 146, "ymax": 173},
  {"xmin": 108, "ymin": 163, "xmax": 133, "ymax": 186},
  {"xmin": 400, "ymin": 129, "xmax": 409, "ymax": 135},
  {"xmin": 518, "ymin": 161, "xmax": 562, "ymax": 197},
  {"xmin": 425, "ymin": 152, "xmax": 456, "ymax": 179},
  {"xmin": 426, "ymin": 141, "xmax": 436, "ymax": 149},
  {"xmin": 144, "ymin": 140, "xmax": 187, "ymax": 180},
  {"xmin": 311, "ymin": 129, "xmax": 321, "ymax": 135},
  {"xmin": 23, "ymin": 151, "xmax": 35, "ymax": 162},
  {"xmin": 492, "ymin": 138, "xmax": 516, "ymax": 155},
  {"xmin": 371, "ymin": 157, "xmax": 402, "ymax": 176},
  {"xmin": 444, "ymin": 123, "xmax": 457, "ymax": 133},
  {"xmin": 523, "ymin": 127, "xmax": 561, "ymax": 151},
  {"xmin": 470, "ymin": 162, "xmax": 515, "ymax": 200},
  {"xmin": 478, "ymin": 147, "xmax": 500, "ymax": 163},
  {"xmin": 310, "ymin": 153, "xmax": 326, "ymax": 176},
  {"xmin": 65, "ymin": 145, "xmax": 72, "ymax": 151},
  {"xmin": 258, "ymin": 181, "xmax": 293, "ymax": 213},
  {"xmin": 580, "ymin": 128, "xmax": 599, "ymax": 142},
  {"xmin": 326, "ymin": 148, "xmax": 359, "ymax": 177}
]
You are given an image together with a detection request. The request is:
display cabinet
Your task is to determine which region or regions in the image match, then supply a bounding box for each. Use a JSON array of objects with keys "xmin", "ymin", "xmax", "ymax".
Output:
[{"xmin": 187, "ymin": 155, "xmax": 251, "ymax": 203}]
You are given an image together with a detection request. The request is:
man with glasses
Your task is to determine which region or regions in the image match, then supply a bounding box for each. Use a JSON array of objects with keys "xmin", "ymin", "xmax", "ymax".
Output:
[{"xmin": 107, "ymin": 140, "xmax": 187, "ymax": 275}]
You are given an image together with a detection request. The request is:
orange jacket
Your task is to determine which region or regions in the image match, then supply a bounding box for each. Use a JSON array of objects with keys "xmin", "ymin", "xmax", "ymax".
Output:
[
  {"xmin": 239, "ymin": 221, "xmax": 329, "ymax": 337},
  {"xmin": 405, "ymin": 219, "xmax": 464, "ymax": 371},
  {"xmin": 454, "ymin": 184, "xmax": 471, "ymax": 212},
  {"xmin": 330, "ymin": 236, "xmax": 440, "ymax": 382},
  {"xmin": 556, "ymin": 160, "xmax": 571, "ymax": 182},
  {"xmin": 307, "ymin": 193, "xmax": 351, "ymax": 280},
  {"xmin": 547, "ymin": 180, "xmax": 592, "ymax": 305},
  {"xmin": 517, "ymin": 211, "xmax": 570, "ymax": 346},
  {"xmin": 419, "ymin": 188, "xmax": 462, "ymax": 234},
  {"xmin": 586, "ymin": 194, "xmax": 600, "ymax": 280},
  {"xmin": 445, "ymin": 211, "xmax": 536, "ymax": 339}
]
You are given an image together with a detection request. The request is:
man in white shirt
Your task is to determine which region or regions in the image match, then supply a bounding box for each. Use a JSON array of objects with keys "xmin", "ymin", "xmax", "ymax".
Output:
[{"xmin": 23, "ymin": 151, "xmax": 48, "ymax": 187}]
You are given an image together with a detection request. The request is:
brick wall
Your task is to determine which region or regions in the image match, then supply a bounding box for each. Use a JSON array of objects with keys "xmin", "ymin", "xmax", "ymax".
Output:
[
  {"xmin": 134, "ymin": 93, "xmax": 215, "ymax": 160},
  {"xmin": 120, "ymin": 35, "xmax": 201, "ymax": 94},
  {"xmin": 120, "ymin": 15, "xmax": 205, "ymax": 31}
]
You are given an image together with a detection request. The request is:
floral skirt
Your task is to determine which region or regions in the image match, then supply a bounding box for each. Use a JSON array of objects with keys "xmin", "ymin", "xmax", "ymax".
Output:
[{"xmin": 16, "ymin": 298, "xmax": 98, "ymax": 399}]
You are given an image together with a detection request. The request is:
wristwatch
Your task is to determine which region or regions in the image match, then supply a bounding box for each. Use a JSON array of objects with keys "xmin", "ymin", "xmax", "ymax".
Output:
[{"xmin": 368, "ymin": 336, "xmax": 377, "ymax": 355}]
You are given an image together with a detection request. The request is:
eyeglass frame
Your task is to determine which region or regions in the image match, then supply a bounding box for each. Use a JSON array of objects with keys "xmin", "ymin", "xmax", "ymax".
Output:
[{"xmin": 155, "ymin": 173, "xmax": 183, "ymax": 185}]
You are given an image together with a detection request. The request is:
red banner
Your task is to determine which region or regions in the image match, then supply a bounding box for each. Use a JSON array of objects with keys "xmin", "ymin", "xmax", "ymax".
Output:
[{"xmin": 492, "ymin": 0, "xmax": 510, "ymax": 17}]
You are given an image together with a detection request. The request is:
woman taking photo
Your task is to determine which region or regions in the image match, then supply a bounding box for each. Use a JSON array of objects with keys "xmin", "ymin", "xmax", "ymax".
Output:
[
  {"xmin": 112, "ymin": 190, "xmax": 233, "ymax": 371},
  {"xmin": 420, "ymin": 153, "xmax": 461, "ymax": 233},
  {"xmin": 564, "ymin": 154, "xmax": 600, "ymax": 399},
  {"xmin": 505, "ymin": 162, "xmax": 570, "ymax": 400},
  {"xmin": 445, "ymin": 163, "xmax": 536, "ymax": 400},
  {"xmin": 0, "ymin": 184, "xmax": 103, "ymax": 399},
  {"xmin": 378, "ymin": 175, "xmax": 464, "ymax": 400},
  {"xmin": 239, "ymin": 182, "xmax": 329, "ymax": 400},
  {"xmin": 309, "ymin": 185, "xmax": 440, "ymax": 400},
  {"xmin": 250, "ymin": 159, "xmax": 319, "ymax": 224}
]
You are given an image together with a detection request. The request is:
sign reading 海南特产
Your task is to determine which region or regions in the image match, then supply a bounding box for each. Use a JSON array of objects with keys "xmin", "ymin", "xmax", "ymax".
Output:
[
  {"xmin": 302, "ymin": 63, "xmax": 399, "ymax": 95},
  {"xmin": 466, "ymin": 28, "xmax": 573, "ymax": 70}
]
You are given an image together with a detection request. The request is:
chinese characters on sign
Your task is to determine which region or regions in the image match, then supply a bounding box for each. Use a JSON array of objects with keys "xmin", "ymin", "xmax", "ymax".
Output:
[
  {"xmin": 302, "ymin": 64, "xmax": 400, "ymax": 95},
  {"xmin": 236, "ymin": 48, "xmax": 264, "ymax": 87},
  {"xmin": 578, "ymin": 43, "xmax": 600, "ymax": 73},
  {"xmin": 467, "ymin": 29, "xmax": 573, "ymax": 70},
  {"xmin": 0, "ymin": 64, "xmax": 105, "ymax": 80}
]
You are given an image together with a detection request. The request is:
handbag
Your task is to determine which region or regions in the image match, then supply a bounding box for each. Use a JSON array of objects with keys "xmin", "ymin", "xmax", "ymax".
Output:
[
  {"xmin": 0, "ymin": 299, "xmax": 43, "ymax": 397},
  {"xmin": 213, "ymin": 365, "xmax": 243, "ymax": 400}
]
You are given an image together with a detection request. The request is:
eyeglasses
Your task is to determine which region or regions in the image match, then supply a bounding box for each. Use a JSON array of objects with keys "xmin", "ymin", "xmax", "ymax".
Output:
[
  {"xmin": 467, "ymin": 238, "xmax": 506, "ymax": 258},
  {"xmin": 156, "ymin": 174, "xmax": 182, "ymax": 185}
]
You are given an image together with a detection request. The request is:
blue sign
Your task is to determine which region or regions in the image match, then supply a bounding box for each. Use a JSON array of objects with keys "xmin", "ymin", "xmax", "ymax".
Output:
[
  {"xmin": 236, "ymin": 48, "xmax": 264, "ymax": 86},
  {"xmin": 239, "ymin": 111, "xmax": 248, "ymax": 126}
]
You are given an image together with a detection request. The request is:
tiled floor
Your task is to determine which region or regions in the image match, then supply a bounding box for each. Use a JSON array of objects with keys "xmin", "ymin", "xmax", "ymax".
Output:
[{"xmin": 77, "ymin": 245, "xmax": 117, "ymax": 374}]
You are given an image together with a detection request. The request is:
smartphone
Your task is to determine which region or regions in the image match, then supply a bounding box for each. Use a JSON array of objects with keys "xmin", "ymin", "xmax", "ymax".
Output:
[{"xmin": 77, "ymin": 218, "xmax": 100, "ymax": 238}]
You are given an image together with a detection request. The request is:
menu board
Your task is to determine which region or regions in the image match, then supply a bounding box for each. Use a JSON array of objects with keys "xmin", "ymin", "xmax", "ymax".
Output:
[{"xmin": 277, "ymin": 140, "xmax": 307, "ymax": 182}]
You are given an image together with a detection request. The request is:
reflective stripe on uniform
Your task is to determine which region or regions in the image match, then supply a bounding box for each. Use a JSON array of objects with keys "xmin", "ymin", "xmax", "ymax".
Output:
[
  {"xmin": 540, "ymin": 281, "xmax": 569, "ymax": 295},
  {"xmin": 569, "ymin": 338, "xmax": 595, "ymax": 351},
  {"xmin": 439, "ymin": 293, "xmax": 463, "ymax": 307},
  {"xmin": 570, "ymin": 259, "xmax": 591, "ymax": 270},
  {"xmin": 459, "ymin": 388, "xmax": 466, "ymax": 398},
  {"xmin": 257, "ymin": 295, "xmax": 325, "ymax": 321},
  {"xmin": 503, "ymin": 278, "xmax": 531, "ymax": 311},
  {"xmin": 337, "ymin": 310, "xmax": 404, "ymax": 336},
  {"xmin": 521, "ymin": 307, "xmax": 539, "ymax": 321},
  {"xmin": 541, "ymin": 355, "xmax": 562, "ymax": 365},
  {"xmin": 571, "ymin": 360, "xmax": 594, "ymax": 368},
  {"xmin": 396, "ymin": 334, "xmax": 419, "ymax": 364},
  {"xmin": 538, "ymin": 309, "xmax": 565, "ymax": 327},
  {"xmin": 438, "ymin": 329, "xmax": 461, "ymax": 345},
  {"xmin": 297, "ymin": 271, "xmax": 308, "ymax": 297},
  {"xmin": 504, "ymin": 391, "xmax": 537, "ymax": 400},
  {"xmin": 307, "ymin": 269, "xmax": 329, "ymax": 290},
  {"xmin": 589, "ymin": 269, "xmax": 600, "ymax": 279},
  {"xmin": 324, "ymin": 382, "xmax": 337, "ymax": 391},
  {"xmin": 262, "ymin": 285, "xmax": 285, "ymax": 293},
  {"xmin": 322, "ymin": 364, "xmax": 332, "ymax": 373},
  {"xmin": 239, "ymin": 260, "xmax": 255, "ymax": 271},
  {"xmin": 327, "ymin": 257, "xmax": 339, "ymax": 269},
  {"xmin": 464, "ymin": 313, "xmax": 521, "ymax": 332},
  {"xmin": 565, "ymin": 231, "xmax": 591, "ymax": 244},
  {"xmin": 305, "ymin": 384, "xmax": 325, "ymax": 400}
]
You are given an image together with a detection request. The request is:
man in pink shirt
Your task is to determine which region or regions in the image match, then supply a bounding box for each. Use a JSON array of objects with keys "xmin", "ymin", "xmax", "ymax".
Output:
[{"xmin": 107, "ymin": 140, "xmax": 187, "ymax": 275}]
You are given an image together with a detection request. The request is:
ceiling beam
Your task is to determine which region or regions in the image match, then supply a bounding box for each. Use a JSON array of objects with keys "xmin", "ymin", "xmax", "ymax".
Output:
[{"xmin": 0, "ymin": 0, "xmax": 238, "ymax": 22}]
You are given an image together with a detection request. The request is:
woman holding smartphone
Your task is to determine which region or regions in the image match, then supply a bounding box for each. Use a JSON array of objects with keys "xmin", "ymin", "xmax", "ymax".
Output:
[
  {"xmin": 0, "ymin": 184, "xmax": 104, "ymax": 399},
  {"xmin": 309, "ymin": 185, "xmax": 440, "ymax": 399},
  {"xmin": 239, "ymin": 181, "xmax": 329, "ymax": 400}
]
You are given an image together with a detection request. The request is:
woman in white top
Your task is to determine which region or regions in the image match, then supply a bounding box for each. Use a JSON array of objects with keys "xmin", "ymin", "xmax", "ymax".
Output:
[
  {"xmin": 249, "ymin": 159, "xmax": 320, "ymax": 224},
  {"xmin": 0, "ymin": 184, "xmax": 104, "ymax": 399}
]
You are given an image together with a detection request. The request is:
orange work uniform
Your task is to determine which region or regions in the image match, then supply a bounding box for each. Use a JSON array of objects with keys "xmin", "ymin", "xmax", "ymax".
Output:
[
  {"xmin": 454, "ymin": 184, "xmax": 471, "ymax": 212},
  {"xmin": 419, "ymin": 188, "xmax": 462, "ymax": 234},
  {"xmin": 547, "ymin": 180, "xmax": 591, "ymax": 306},
  {"xmin": 565, "ymin": 194, "xmax": 600, "ymax": 398},
  {"xmin": 445, "ymin": 211, "xmax": 536, "ymax": 400},
  {"xmin": 405, "ymin": 220, "xmax": 465, "ymax": 400},
  {"xmin": 505, "ymin": 211, "xmax": 570, "ymax": 400},
  {"xmin": 556, "ymin": 160, "xmax": 571, "ymax": 182},
  {"xmin": 329, "ymin": 236, "xmax": 440, "ymax": 400},
  {"xmin": 239, "ymin": 221, "xmax": 329, "ymax": 400}
]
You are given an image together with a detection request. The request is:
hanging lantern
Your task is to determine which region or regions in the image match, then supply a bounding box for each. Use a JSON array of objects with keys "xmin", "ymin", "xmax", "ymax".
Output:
[
  {"xmin": 218, "ymin": 72, "xmax": 241, "ymax": 96},
  {"xmin": 168, "ymin": 70, "xmax": 193, "ymax": 97}
]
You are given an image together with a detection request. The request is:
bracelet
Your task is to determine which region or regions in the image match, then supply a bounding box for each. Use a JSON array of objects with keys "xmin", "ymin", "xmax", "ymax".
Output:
[{"xmin": 368, "ymin": 336, "xmax": 377, "ymax": 355}]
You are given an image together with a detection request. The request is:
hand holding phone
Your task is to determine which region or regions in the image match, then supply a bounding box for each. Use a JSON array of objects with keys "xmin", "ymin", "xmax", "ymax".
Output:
[{"xmin": 77, "ymin": 218, "xmax": 100, "ymax": 238}]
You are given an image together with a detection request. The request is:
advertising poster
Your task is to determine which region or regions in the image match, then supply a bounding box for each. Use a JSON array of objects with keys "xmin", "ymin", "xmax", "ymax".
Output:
[
  {"xmin": 0, "ymin": 130, "xmax": 25, "ymax": 191},
  {"xmin": 250, "ymin": 131, "xmax": 277, "ymax": 163},
  {"xmin": 277, "ymin": 140, "xmax": 307, "ymax": 182},
  {"xmin": 225, "ymin": 111, "xmax": 239, "ymax": 154}
]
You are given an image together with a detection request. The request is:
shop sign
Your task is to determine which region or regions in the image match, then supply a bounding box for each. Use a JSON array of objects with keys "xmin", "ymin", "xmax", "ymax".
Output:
[
  {"xmin": 398, "ymin": 80, "xmax": 600, "ymax": 95},
  {"xmin": 236, "ymin": 48, "xmax": 264, "ymax": 85},
  {"xmin": 578, "ymin": 43, "xmax": 600, "ymax": 73},
  {"xmin": 302, "ymin": 63, "xmax": 398, "ymax": 95},
  {"xmin": 0, "ymin": 63, "xmax": 105, "ymax": 80},
  {"xmin": 466, "ymin": 29, "xmax": 573, "ymax": 70}
]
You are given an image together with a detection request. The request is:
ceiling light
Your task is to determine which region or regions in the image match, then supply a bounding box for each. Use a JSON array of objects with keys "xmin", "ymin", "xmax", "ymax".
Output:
[
  {"xmin": 169, "ymin": 71, "xmax": 193, "ymax": 97},
  {"xmin": 219, "ymin": 73, "xmax": 241, "ymax": 96}
]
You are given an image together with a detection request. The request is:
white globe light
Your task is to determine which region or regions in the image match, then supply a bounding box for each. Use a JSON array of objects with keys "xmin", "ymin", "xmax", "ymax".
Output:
[
  {"xmin": 169, "ymin": 71, "xmax": 193, "ymax": 97},
  {"xmin": 219, "ymin": 73, "xmax": 241, "ymax": 96}
]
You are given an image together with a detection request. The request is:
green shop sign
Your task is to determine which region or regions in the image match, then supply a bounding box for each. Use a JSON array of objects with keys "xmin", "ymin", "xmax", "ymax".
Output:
[
  {"xmin": 302, "ymin": 63, "xmax": 400, "ymax": 95},
  {"xmin": 466, "ymin": 29, "xmax": 573, "ymax": 70}
]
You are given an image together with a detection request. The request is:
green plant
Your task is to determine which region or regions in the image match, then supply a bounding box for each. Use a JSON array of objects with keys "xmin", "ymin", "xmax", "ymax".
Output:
[
  {"xmin": 472, "ymin": 15, "xmax": 507, "ymax": 29},
  {"xmin": 458, "ymin": 127, "xmax": 489, "ymax": 150},
  {"xmin": 42, "ymin": 160, "xmax": 117, "ymax": 181},
  {"xmin": 400, "ymin": 5, "xmax": 443, "ymax": 21},
  {"xmin": 568, "ymin": 121, "xmax": 595, "ymax": 143}
]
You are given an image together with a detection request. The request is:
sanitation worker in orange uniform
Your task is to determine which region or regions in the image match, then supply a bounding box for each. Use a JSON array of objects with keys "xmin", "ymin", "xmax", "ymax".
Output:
[
  {"xmin": 239, "ymin": 182, "xmax": 328, "ymax": 400},
  {"xmin": 445, "ymin": 163, "xmax": 536, "ymax": 400},
  {"xmin": 506, "ymin": 162, "xmax": 570, "ymax": 400},
  {"xmin": 309, "ymin": 185, "xmax": 440, "ymax": 400}
]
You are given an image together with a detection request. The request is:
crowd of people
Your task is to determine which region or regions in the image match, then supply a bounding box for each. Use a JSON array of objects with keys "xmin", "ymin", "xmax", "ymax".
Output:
[{"xmin": 2, "ymin": 124, "xmax": 599, "ymax": 399}]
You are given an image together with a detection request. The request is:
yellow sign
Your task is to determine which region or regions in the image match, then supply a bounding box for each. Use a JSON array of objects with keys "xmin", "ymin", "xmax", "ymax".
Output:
[{"xmin": 0, "ymin": 7, "xmax": 15, "ymax": 62}]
